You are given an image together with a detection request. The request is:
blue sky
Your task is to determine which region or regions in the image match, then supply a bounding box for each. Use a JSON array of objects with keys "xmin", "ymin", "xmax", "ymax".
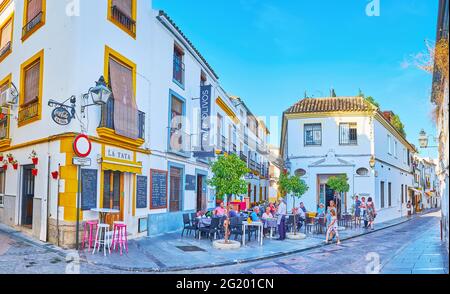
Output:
[{"xmin": 153, "ymin": 0, "xmax": 439, "ymax": 157}]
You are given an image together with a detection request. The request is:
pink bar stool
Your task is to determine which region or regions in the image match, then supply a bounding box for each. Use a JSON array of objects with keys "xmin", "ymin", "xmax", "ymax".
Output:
[
  {"xmin": 81, "ymin": 220, "xmax": 98, "ymax": 250},
  {"xmin": 111, "ymin": 221, "xmax": 128, "ymax": 255}
]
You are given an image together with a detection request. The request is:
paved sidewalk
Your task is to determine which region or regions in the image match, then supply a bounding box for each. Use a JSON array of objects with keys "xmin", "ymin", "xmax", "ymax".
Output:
[{"xmin": 80, "ymin": 212, "xmax": 428, "ymax": 272}]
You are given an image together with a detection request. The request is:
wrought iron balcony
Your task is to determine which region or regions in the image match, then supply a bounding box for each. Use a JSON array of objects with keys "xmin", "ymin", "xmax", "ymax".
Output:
[
  {"xmin": 0, "ymin": 41, "xmax": 11, "ymax": 60},
  {"xmin": 240, "ymin": 152, "xmax": 247, "ymax": 163},
  {"xmin": 18, "ymin": 100, "xmax": 39, "ymax": 126},
  {"xmin": 22, "ymin": 12, "xmax": 44, "ymax": 39},
  {"xmin": 111, "ymin": 5, "xmax": 136, "ymax": 35},
  {"xmin": 98, "ymin": 98, "xmax": 145, "ymax": 140}
]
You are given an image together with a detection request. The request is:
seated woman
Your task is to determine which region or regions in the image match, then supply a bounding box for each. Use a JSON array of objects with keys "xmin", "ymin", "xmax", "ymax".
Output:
[
  {"xmin": 214, "ymin": 201, "xmax": 227, "ymax": 217},
  {"xmin": 269, "ymin": 202, "xmax": 277, "ymax": 215}
]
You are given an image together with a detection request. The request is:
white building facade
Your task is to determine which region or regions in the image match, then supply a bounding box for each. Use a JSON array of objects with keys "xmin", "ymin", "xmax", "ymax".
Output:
[
  {"xmin": 0, "ymin": 0, "xmax": 270, "ymax": 247},
  {"xmin": 280, "ymin": 97, "xmax": 417, "ymax": 223}
]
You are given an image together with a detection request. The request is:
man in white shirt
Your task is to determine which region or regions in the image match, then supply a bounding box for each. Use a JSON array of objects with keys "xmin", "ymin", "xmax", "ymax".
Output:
[{"xmin": 276, "ymin": 199, "xmax": 287, "ymax": 240}]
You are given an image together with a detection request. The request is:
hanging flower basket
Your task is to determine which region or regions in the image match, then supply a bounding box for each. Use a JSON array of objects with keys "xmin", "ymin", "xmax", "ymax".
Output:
[
  {"xmin": 7, "ymin": 153, "xmax": 14, "ymax": 163},
  {"xmin": 0, "ymin": 156, "xmax": 3, "ymax": 162},
  {"xmin": 2, "ymin": 164, "xmax": 8, "ymax": 170},
  {"xmin": 31, "ymin": 168, "xmax": 38, "ymax": 177},
  {"xmin": 29, "ymin": 150, "xmax": 38, "ymax": 165},
  {"xmin": 12, "ymin": 160, "xmax": 19, "ymax": 170},
  {"xmin": 51, "ymin": 171, "xmax": 59, "ymax": 180}
]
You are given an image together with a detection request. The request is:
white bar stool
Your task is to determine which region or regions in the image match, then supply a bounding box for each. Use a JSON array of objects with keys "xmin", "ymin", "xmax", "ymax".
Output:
[{"xmin": 92, "ymin": 223, "xmax": 111, "ymax": 256}]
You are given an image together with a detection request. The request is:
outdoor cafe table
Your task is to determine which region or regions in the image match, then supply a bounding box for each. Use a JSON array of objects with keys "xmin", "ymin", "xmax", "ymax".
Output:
[
  {"xmin": 242, "ymin": 221, "xmax": 264, "ymax": 246},
  {"xmin": 263, "ymin": 218, "xmax": 278, "ymax": 239},
  {"xmin": 91, "ymin": 208, "xmax": 120, "ymax": 224}
]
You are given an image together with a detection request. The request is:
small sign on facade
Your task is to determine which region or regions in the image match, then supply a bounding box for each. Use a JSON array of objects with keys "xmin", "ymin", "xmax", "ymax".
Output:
[
  {"xmin": 51, "ymin": 107, "xmax": 72, "ymax": 126},
  {"xmin": 73, "ymin": 157, "xmax": 92, "ymax": 166}
]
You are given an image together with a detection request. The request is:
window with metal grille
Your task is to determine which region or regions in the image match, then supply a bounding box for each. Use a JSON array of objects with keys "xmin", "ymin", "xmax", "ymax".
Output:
[
  {"xmin": 304, "ymin": 123, "xmax": 322, "ymax": 146},
  {"xmin": 339, "ymin": 123, "xmax": 357, "ymax": 145}
]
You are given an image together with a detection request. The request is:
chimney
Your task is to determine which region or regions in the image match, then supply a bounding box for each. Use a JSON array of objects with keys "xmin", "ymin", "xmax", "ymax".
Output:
[{"xmin": 382, "ymin": 111, "xmax": 394, "ymax": 122}]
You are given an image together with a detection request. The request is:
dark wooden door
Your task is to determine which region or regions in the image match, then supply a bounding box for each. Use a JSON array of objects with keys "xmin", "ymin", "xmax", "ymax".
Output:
[{"xmin": 21, "ymin": 165, "xmax": 35, "ymax": 227}]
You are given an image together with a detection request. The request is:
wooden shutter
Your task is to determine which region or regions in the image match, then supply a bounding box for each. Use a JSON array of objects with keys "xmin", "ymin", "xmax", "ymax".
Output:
[
  {"xmin": 24, "ymin": 61, "xmax": 40, "ymax": 105},
  {"xmin": 109, "ymin": 57, "xmax": 138, "ymax": 139},
  {"xmin": 0, "ymin": 20, "xmax": 12, "ymax": 49},
  {"xmin": 27, "ymin": 0, "xmax": 42, "ymax": 22}
]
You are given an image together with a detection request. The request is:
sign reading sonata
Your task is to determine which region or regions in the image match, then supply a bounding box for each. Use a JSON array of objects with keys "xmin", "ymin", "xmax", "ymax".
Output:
[
  {"xmin": 51, "ymin": 107, "xmax": 72, "ymax": 125},
  {"xmin": 73, "ymin": 134, "xmax": 92, "ymax": 158},
  {"xmin": 105, "ymin": 145, "xmax": 133, "ymax": 162}
]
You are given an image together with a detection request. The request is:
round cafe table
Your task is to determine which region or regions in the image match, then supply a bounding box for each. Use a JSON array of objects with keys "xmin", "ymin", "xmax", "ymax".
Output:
[{"xmin": 91, "ymin": 208, "xmax": 120, "ymax": 224}]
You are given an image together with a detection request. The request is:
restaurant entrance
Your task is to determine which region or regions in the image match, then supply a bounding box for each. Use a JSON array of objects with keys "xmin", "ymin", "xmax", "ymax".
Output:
[{"xmin": 103, "ymin": 170, "xmax": 124, "ymax": 223}]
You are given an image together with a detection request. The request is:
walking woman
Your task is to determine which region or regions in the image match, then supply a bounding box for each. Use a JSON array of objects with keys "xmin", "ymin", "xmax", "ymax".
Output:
[
  {"xmin": 325, "ymin": 209, "xmax": 341, "ymax": 245},
  {"xmin": 366, "ymin": 197, "xmax": 376, "ymax": 230}
]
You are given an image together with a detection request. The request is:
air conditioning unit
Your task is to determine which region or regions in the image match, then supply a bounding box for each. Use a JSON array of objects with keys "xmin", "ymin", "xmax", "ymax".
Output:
[{"xmin": 0, "ymin": 84, "xmax": 18, "ymax": 107}]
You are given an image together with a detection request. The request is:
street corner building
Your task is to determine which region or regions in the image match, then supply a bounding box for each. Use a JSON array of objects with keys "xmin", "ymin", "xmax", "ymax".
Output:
[
  {"xmin": 0, "ymin": 0, "xmax": 272, "ymax": 248},
  {"xmin": 280, "ymin": 96, "xmax": 421, "ymax": 223}
]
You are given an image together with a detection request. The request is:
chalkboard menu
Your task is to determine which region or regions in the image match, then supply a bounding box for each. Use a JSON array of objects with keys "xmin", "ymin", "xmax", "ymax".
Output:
[
  {"xmin": 185, "ymin": 174, "xmax": 196, "ymax": 191},
  {"xmin": 136, "ymin": 176, "xmax": 148, "ymax": 209},
  {"xmin": 150, "ymin": 169, "xmax": 168, "ymax": 209},
  {"xmin": 81, "ymin": 169, "xmax": 98, "ymax": 211}
]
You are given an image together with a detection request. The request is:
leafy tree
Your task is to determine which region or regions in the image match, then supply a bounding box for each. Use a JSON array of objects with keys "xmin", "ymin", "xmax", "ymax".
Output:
[
  {"xmin": 390, "ymin": 113, "xmax": 406, "ymax": 137},
  {"xmin": 208, "ymin": 154, "xmax": 250, "ymax": 204},
  {"xmin": 278, "ymin": 173, "xmax": 309, "ymax": 234},
  {"xmin": 327, "ymin": 175, "xmax": 350, "ymax": 215}
]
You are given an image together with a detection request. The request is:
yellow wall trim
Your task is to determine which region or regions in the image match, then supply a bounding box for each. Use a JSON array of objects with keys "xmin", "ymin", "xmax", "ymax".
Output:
[
  {"xmin": 0, "ymin": 0, "xmax": 11, "ymax": 14},
  {"xmin": 97, "ymin": 127, "xmax": 145, "ymax": 148},
  {"xmin": 216, "ymin": 97, "xmax": 239, "ymax": 124},
  {"xmin": 0, "ymin": 73, "xmax": 12, "ymax": 143},
  {"xmin": 0, "ymin": 132, "xmax": 151, "ymax": 154}
]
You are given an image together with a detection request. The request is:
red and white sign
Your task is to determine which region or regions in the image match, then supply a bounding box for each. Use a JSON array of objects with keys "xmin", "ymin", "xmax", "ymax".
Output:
[{"xmin": 73, "ymin": 134, "xmax": 92, "ymax": 158}]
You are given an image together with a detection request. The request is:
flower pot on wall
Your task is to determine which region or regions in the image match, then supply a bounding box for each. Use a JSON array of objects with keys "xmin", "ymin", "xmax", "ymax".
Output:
[
  {"xmin": 8, "ymin": 157, "xmax": 13, "ymax": 163},
  {"xmin": 2, "ymin": 164, "xmax": 7, "ymax": 170},
  {"xmin": 32, "ymin": 158, "xmax": 39, "ymax": 165},
  {"xmin": 12, "ymin": 163, "xmax": 18, "ymax": 170},
  {"xmin": 31, "ymin": 169, "xmax": 38, "ymax": 176},
  {"xmin": 0, "ymin": 156, "xmax": 4, "ymax": 162},
  {"xmin": 51, "ymin": 171, "xmax": 59, "ymax": 180}
]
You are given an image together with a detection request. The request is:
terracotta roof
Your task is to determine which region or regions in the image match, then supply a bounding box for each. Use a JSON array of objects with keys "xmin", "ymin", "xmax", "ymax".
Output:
[
  {"xmin": 285, "ymin": 96, "xmax": 376, "ymax": 114},
  {"xmin": 157, "ymin": 10, "xmax": 219, "ymax": 79}
]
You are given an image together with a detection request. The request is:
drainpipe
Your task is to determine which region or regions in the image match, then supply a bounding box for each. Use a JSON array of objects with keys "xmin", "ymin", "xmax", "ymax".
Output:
[
  {"xmin": 56, "ymin": 163, "xmax": 61, "ymax": 247},
  {"xmin": 46, "ymin": 155, "xmax": 51, "ymax": 242}
]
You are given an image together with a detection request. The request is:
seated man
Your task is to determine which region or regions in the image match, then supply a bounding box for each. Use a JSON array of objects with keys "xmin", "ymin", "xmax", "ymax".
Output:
[{"xmin": 250, "ymin": 207, "xmax": 260, "ymax": 221}]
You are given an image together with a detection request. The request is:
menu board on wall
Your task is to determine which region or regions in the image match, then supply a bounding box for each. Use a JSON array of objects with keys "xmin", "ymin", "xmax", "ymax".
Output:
[
  {"xmin": 136, "ymin": 175, "xmax": 148, "ymax": 209},
  {"xmin": 185, "ymin": 174, "xmax": 196, "ymax": 191},
  {"xmin": 81, "ymin": 169, "xmax": 98, "ymax": 211},
  {"xmin": 150, "ymin": 169, "xmax": 168, "ymax": 209}
]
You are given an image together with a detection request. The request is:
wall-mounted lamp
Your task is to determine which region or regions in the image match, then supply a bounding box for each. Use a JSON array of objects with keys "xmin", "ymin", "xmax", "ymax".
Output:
[
  {"xmin": 81, "ymin": 76, "xmax": 112, "ymax": 114},
  {"xmin": 418, "ymin": 129, "xmax": 438, "ymax": 149},
  {"xmin": 369, "ymin": 156, "xmax": 376, "ymax": 169}
]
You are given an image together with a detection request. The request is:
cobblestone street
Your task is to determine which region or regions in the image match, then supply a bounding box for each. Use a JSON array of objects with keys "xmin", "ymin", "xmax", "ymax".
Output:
[{"xmin": 0, "ymin": 210, "xmax": 447, "ymax": 274}]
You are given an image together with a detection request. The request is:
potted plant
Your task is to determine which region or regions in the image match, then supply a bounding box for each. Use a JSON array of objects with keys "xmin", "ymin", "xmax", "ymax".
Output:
[
  {"xmin": 278, "ymin": 172, "xmax": 309, "ymax": 239},
  {"xmin": 6, "ymin": 153, "xmax": 14, "ymax": 163},
  {"xmin": 51, "ymin": 171, "xmax": 59, "ymax": 180},
  {"xmin": 29, "ymin": 150, "xmax": 38, "ymax": 165},
  {"xmin": 2, "ymin": 160, "xmax": 8, "ymax": 170},
  {"xmin": 0, "ymin": 153, "xmax": 4, "ymax": 162},
  {"xmin": 209, "ymin": 153, "xmax": 249, "ymax": 247},
  {"xmin": 31, "ymin": 168, "xmax": 38, "ymax": 177},
  {"xmin": 11, "ymin": 160, "xmax": 19, "ymax": 170}
]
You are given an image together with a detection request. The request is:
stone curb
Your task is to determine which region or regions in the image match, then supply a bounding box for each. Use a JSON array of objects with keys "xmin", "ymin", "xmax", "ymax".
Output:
[{"xmin": 0, "ymin": 210, "xmax": 437, "ymax": 273}]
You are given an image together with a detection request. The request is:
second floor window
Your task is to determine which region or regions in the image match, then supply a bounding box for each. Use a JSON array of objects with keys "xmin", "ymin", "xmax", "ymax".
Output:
[
  {"xmin": 0, "ymin": 16, "xmax": 12, "ymax": 62},
  {"xmin": 110, "ymin": 0, "xmax": 136, "ymax": 36},
  {"xmin": 173, "ymin": 45, "xmax": 185, "ymax": 87},
  {"xmin": 387, "ymin": 135, "xmax": 392, "ymax": 154},
  {"xmin": 23, "ymin": 0, "xmax": 44, "ymax": 40},
  {"xmin": 169, "ymin": 95, "xmax": 187, "ymax": 153},
  {"xmin": 200, "ymin": 71, "xmax": 207, "ymax": 86},
  {"xmin": 0, "ymin": 79, "xmax": 10, "ymax": 140},
  {"xmin": 339, "ymin": 123, "xmax": 357, "ymax": 145},
  {"xmin": 304, "ymin": 123, "xmax": 322, "ymax": 146}
]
